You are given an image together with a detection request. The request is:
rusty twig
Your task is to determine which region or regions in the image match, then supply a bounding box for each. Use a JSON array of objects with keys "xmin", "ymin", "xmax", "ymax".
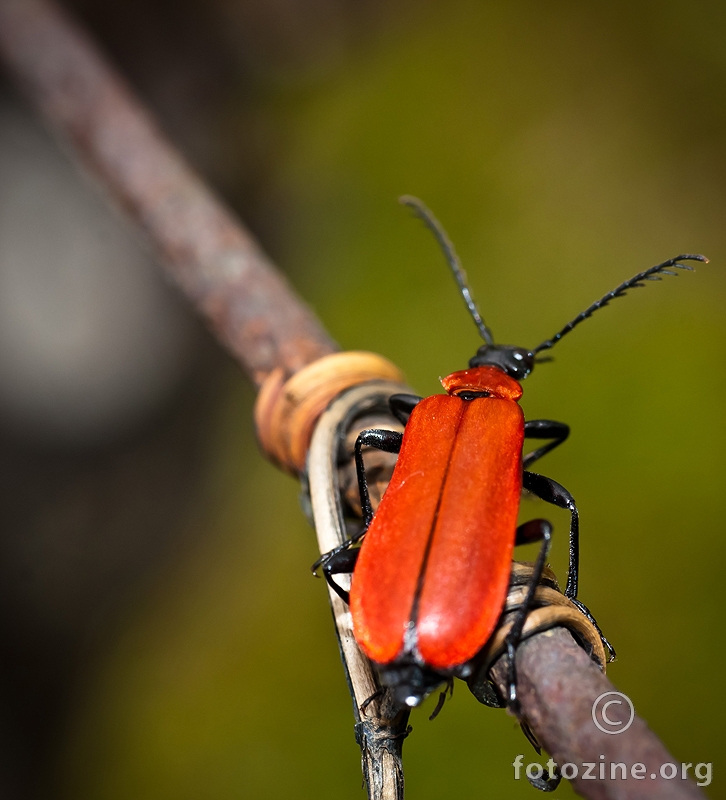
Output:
[
  {"xmin": 489, "ymin": 629, "xmax": 704, "ymax": 799},
  {"xmin": 0, "ymin": 1, "xmax": 706, "ymax": 797},
  {"xmin": 0, "ymin": 0, "xmax": 336, "ymax": 387}
]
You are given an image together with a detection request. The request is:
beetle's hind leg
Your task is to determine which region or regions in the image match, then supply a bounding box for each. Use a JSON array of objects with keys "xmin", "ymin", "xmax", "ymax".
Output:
[
  {"xmin": 504, "ymin": 519, "xmax": 553, "ymax": 712},
  {"xmin": 428, "ymin": 677, "xmax": 454, "ymax": 721},
  {"xmin": 519, "ymin": 720, "xmax": 561, "ymax": 790}
]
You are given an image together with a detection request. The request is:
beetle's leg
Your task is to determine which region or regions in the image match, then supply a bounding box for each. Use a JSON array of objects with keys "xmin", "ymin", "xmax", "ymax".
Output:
[
  {"xmin": 310, "ymin": 529, "xmax": 365, "ymax": 576},
  {"xmin": 504, "ymin": 519, "xmax": 553, "ymax": 712},
  {"xmin": 360, "ymin": 688, "xmax": 385, "ymax": 716},
  {"xmin": 428, "ymin": 677, "xmax": 454, "ymax": 721},
  {"xmin": 568, "ymin": 596, "xmax": 616, "ymax": 662},
  {"xmin": 514, "ymin": 517, "xmax": 550, "ymax": 547},
  {"xmin": 523, "ymin": 419, "xmax": 569, "ymax": 469},
  {"xmin": 522, "ymin": 471, "xmax": 579, "ymax": 598},
  {"xmin": 389, "ymin": 393, "xmax": 422, "ymax": 425},
  {"xmin": 355, "ymin": 429, "xmax": 403, "ymax": 526},
  {"xmin": 520, "ymin": 719, "xmax": 562, "ymax": 791},
  {"xmin": 507, "ymin": 521, "xmax": 589, "ymax": 794},
  {"xmin": 311, "ymin": 428, "xmax": 403, "ymax": 577},
  {"xmin": 321, "ymin": 546, "xmax": 360, "ymax": 603},
  {"xmin": 522, "ymin": 471, "xmax": 616, "ymax": 661}
]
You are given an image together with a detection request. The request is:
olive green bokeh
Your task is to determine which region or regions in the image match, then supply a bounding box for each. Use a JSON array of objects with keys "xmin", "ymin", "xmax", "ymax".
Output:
[{"xmin": 61, "ymin": 1, "xmax": 725, "ymax": 797}]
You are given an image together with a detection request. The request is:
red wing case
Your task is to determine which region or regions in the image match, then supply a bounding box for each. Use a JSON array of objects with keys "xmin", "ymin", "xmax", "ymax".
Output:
[
  {"xmin": 349, "ymin": 394, "xmax": 524, "ymax": 669},
  {"xmin": 349, "ymin": 395, "xmax": 462, "ymax": 664},
  {"xmin": 416, "ymin": 398, "xmax": 524, "ymax": 668}
]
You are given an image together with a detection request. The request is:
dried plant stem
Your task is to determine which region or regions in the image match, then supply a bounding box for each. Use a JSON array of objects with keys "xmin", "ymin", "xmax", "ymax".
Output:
[{"xmin": 307, "ymin": 382, "xmax": 411, "ymax": 800}]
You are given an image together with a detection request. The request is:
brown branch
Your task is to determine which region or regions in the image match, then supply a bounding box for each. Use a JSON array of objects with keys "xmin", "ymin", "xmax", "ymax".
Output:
[
  {"xmin": 489, "ymin": 630, "xmax": 704, "ymax": 799},
  {"xmin": 0, "ymin": 0, "xmax": 337, "ymax": 387},
  {"xmin": 0, "ymin": 2, "xmax": 707, "ymax": 798}
]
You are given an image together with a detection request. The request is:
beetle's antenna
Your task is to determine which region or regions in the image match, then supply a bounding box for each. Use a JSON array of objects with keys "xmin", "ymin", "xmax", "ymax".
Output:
[
  {"xmin": 532, "ymin": 254, "xmax": 709, "ymax": 354},
  {"xmin": 400, "ymin": 195, "xmax": 494, "ymax": 346}
]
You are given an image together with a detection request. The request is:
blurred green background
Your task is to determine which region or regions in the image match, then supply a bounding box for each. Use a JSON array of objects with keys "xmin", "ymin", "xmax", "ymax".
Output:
[{"xmin": 0, "ymin": 0, "xmax": 724, "ymax": 798}]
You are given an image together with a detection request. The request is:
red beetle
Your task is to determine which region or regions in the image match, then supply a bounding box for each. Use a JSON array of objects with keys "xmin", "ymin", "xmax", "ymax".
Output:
[{"xmin": 316, "ymin": 196, "xmax": 705, "ymax": 712}]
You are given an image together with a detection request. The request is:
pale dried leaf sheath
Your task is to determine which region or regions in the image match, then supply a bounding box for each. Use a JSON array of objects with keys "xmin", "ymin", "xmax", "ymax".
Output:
[{"xmin": 307, "ymin": 381, "xmax": 411, "ymax": 800}]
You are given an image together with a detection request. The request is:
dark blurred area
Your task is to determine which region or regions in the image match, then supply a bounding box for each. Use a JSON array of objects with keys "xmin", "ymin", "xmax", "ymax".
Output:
[
  {"xmin": 0, "ymin": 1, "xmax": 724, "ymax": 798},
  {"xmin": 0, "ymin": 1, "xmax": 402, "ymax": 797},
  {"xmin": 0, "ymin": 28, "xmax": 224, "ymax": 800}
]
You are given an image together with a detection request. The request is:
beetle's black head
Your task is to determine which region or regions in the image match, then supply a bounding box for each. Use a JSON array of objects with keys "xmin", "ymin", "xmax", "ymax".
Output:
[{"xmin": 469, "ymin": 345, "xmax": 535, "ymax": 381}]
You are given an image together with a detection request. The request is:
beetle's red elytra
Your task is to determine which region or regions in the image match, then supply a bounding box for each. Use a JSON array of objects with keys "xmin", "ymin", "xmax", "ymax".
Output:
[{"xmin": 351, "ymin": 366, "xmax": 524, "ymax": 669}]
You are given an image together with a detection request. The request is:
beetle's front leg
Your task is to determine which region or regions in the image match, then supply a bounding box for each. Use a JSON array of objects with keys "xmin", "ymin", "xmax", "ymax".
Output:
[{"xmin": 523, "ymin": 419, "xmax": 569, "ymax": 469}]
